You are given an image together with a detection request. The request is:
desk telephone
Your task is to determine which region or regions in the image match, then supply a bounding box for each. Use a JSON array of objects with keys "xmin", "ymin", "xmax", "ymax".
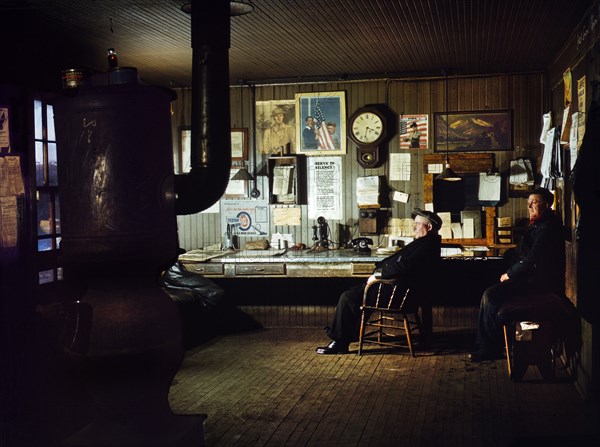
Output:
[
  {"xmin": 350, "ymin": 237, "xmax": 373, "ymax": 255},
  {"xmin": 312, "ymin": 216, "xmax": 330, "ymax": 249}
]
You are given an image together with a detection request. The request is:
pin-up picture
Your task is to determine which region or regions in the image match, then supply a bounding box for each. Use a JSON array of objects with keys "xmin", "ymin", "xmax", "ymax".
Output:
[{"xmin": 399, "ymin": 114, "xmax": 428, "ymax": 150}]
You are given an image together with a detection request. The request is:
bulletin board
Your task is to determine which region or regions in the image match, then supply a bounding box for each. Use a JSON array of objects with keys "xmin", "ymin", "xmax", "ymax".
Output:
[{"xmin": 423, "ymin": 153, "xmax": 496, "ymax": 246}]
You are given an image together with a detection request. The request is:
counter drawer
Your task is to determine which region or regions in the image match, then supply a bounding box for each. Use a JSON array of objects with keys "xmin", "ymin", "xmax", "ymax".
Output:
[
  {"xmin": 235, "ymin": 263, "xmax": 286, "ymax": 276},
  {"xmin": 184, "ymin": 263, "xmax": 224, "ymax": 275},
  {"xmin": 351, "ymin": 263, "xmax": 376, "ymax": 275}
]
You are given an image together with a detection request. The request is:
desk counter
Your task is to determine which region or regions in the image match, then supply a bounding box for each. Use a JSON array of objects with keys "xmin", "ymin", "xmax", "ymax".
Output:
[{"xmin": 179, "ymin": 248, "xmax": 504, "ymax": 279}]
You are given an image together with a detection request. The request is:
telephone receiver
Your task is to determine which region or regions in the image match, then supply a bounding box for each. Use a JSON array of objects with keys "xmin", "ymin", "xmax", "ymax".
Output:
[{"xmin": 350, "ymin": 237, "xmax": 373, "ymax": 254}]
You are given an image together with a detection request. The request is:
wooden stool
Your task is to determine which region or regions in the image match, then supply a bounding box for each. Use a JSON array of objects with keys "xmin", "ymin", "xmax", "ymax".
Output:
[{"xmin": 496, "ymin": 293, "xmax": 574, "ymax": 381}]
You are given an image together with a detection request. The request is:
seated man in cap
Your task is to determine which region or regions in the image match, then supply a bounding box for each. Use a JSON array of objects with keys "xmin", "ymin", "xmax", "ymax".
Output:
[{"xmin": 316, "ymin": 209, "xmax": 442, "ymax": 354}]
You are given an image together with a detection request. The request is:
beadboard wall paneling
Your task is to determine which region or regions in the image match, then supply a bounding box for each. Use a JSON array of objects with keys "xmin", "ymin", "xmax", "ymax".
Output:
[{"xmin": 173, "ymin": 73, "xmax": 545, "ymax": 251}]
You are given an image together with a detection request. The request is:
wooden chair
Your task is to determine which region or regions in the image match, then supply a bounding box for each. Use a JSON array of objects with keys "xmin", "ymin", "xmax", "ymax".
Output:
[{"xmin": 357, "ymin": 279, "xmax": 424, "ymax": 356}]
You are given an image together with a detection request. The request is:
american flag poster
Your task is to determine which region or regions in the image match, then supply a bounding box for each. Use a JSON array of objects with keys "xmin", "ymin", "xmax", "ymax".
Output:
[
  {"xmin": 295, "ymin": 91, "xmax": 346, "ymax": 155},
  {"xmin": 399, "ymin": 114, "xmax": 428, "ymax": 150}
]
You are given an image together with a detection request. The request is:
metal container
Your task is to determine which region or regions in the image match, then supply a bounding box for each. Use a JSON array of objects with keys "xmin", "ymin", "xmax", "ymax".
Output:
[{"xmin": 53, "ymin": 72, "xmax": 177, "ymax": 271}]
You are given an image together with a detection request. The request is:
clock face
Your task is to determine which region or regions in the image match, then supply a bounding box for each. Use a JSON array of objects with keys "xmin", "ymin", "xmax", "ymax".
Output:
[{"xmin": 351, "ymin": 112, "xmax": 384, "ymax": 144}]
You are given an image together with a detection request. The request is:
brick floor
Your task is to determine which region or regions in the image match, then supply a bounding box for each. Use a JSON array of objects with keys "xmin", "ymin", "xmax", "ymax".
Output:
[{"xmin": 169, "ymin": 325, "xmax": 600, "ymax": 447}]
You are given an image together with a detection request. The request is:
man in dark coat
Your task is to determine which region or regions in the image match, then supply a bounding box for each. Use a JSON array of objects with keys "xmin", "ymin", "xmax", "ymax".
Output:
[
  {"xmin": 470, "ymin": 187, "xmax": 565, "ymax": 361},
  {"xmin": 316, "ymin": 209, "xmax": 442, "ymax": 354}
]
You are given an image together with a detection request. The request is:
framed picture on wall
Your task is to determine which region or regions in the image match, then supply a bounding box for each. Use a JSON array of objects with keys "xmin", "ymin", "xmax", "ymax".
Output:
[
  {"xmin": 256, "ymin": 100, "xmax": 296, "ymax": 155},
  {"xmin": 399, "ymin": 114, "xmax": 428, "ymax": 150},
  {"xmin": 179, "ymin": 127, "xmax": 250, "ymax": 177},
  {"xmin": 434, "ymin": 109, "xmax": 513, "ymax": 152},
  {"xmin": 231, "ymin": 128, "xmax": 248, "ymax": 161},
  {"xmin": 295, "ymin": 91, "xmax": 346, "ymax": 155}
]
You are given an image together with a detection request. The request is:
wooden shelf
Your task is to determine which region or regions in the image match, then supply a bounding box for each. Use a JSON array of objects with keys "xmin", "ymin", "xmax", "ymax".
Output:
[{"xmin": 267, "ymin": 155, "xmax": 306, "ymax": 205}]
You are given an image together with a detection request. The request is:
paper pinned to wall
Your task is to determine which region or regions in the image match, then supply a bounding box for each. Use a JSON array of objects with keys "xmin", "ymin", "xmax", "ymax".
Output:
[
  {"xmin": 221, "ymin": 199, "xmax": 270, "ymax": 237},
  {"xmin": 0, "ymin": 195, "xmax": 17, "ymax": 248},
  {"xmin": 570, "ymin": 113, "xmax": 579, "ymax": 169},
  {"xmin": 0, "ymin": 156, "xmax": 25, "ymax": 196},
  {"xmin": 539, "ymin": 112, "xmax": 552, "ymax": 144},
  {"xmin": 387, "ymin": 217, "xmax": 415, "ymax": 237},
  {"xmin": 389, "ymin": 153, "xmax": 411, "ymax": 181},
  {"xmin": 560, "ymin": 105, "xmax": 571, "ymax": 144},
  {"xmin": 427, "ymin": 163, "xmax": 443, "ymax": 174},
  {"xmin": 478, "ymin": 173, "xmax": 501, "ymax": 202},
  {"xmin": 307, "ymin": 156, "xmax": 343, "ymax": 220},
  {"xmin": 0, "ymin": 107, "xmax": 10, "ymax": 149},
  {"xmin": 541, "ymin": 127, "xmax": 555, "ymax": 182},
  {"xmin": 392, "ymin": 190, "xmax": 409, "ymax": 203},
  {"xmin": 356, "ymin": 176, "xmax": 380, "ymax": 206},
  {"xmin": 272, "ymin": 206, "xmax": 301, "ymax": 226}
]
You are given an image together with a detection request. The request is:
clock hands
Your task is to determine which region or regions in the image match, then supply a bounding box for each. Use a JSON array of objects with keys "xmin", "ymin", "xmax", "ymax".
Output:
[{"xmin": 362, "ymin": 126, "xmax": 381, "ymax": 142}]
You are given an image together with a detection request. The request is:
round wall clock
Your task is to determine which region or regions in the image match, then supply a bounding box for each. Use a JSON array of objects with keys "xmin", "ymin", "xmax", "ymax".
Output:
[
  {"xmin": 348, "ymin": 104, "xmax": 394, "ymax": 168},
  {"xmin": 348, "ymin": 106, "xmax": 387, "ymax": 147}
]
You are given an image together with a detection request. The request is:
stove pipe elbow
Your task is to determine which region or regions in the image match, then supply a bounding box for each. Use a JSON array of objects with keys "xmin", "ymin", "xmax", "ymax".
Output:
[{"xmin": 175, "ymin": 0, "xmax": 231, "ymax": 215}]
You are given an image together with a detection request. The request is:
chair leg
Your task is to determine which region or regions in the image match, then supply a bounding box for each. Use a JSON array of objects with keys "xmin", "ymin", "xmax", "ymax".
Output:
[
  {"xmin": 358, "ymin": 308, "xmax": 366, "ymax": 356},
  {"xmin": 403, "ymin": 315, "xmax": 414, "ymax": 357},
  {"xmin": 503, "ymin": 325, "xmax": 512, "ymax": 378}
]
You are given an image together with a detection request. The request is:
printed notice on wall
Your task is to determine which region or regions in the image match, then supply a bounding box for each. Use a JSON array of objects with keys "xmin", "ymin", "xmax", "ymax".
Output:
[
  {"xmin": 0, "ymin": 195, "xmax": 18, "ymax": 248},
  {"xmin": 0, "ymin": 155, "xmax": 24, "ymax": 248},
  {"xmin": 307, "ymin": 156, "xmax": 343, "ymax": 220},
  {"xmin": 389, "ymin": 153, "xmax": 411, "ymax": 181},
  {"xmin": 221, "ymin": 199, "xmax": 270, "ymax": 237},
  {"xmin": 272, "ymin": 206, "xmax": 301, "ymax": 226},
  {"xmin": 577, "ymin": 75, "xmax": 586, "ymax": 115},
  {"xmin": 0, "ymin": 156, "xmax": 25, "ymax": 196},
  {"xmin": 0, "ymin": 107, "xmax": 10, "ymax": 150}
]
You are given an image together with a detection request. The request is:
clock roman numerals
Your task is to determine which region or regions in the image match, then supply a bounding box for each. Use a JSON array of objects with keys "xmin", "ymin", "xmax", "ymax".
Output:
[{"xmin": 352, "ymin": 114, "xmax": 383, "ymax": 143}]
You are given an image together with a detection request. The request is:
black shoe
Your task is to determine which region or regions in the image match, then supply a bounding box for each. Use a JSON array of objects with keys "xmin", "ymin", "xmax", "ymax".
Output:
[
  {"xmin": 468, "ymin": 350, "xmax": 503, "ymax": 362},
  {"xmin": 316, "ymin": 341, "xmax": 349, "ymax": 355}
]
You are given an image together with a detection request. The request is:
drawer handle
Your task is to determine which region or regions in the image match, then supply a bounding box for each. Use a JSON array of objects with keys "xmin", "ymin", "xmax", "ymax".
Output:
[
  {"xmin": 194, "ymin": 267, "xmax": 205, "ymax": 272},
  {"xmin": 254, "ymin": 267, "xmax": 265, "ymax": 271}
]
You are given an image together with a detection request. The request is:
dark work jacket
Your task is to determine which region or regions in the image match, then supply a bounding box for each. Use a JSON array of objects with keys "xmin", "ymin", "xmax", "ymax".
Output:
[
  {"xmin": 505, "ymin": 210, "xmax": 565, "ymax": 295},
  {"xmin": 374, "ymin": 233, "xmax": 442, "ymax": 291}
]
